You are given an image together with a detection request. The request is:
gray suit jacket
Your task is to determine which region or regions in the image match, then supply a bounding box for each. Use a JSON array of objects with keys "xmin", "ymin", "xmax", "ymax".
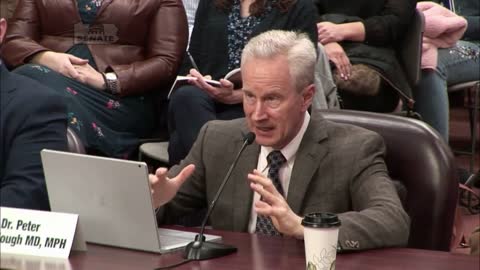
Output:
[{"xmin": 162, "ymin": 114, "xmax": 410, "ymax": 250}]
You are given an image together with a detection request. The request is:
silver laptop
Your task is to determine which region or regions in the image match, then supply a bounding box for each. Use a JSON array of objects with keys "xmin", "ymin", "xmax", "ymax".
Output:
[{"xmin": 40, "ymin": 149, "xmax": 220, "ymax": 253}]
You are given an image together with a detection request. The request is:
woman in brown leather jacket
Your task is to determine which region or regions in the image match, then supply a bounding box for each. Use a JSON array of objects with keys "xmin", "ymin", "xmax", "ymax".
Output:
[{"xmin": 0, "ymin": 0, "xmax": 188, "ymax": 158}]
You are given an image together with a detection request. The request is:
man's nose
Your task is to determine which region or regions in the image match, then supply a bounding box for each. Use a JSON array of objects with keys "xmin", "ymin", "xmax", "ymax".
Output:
[{"xmin": 252, "ymin": 102, "xmax": 267, "ymax": 121}]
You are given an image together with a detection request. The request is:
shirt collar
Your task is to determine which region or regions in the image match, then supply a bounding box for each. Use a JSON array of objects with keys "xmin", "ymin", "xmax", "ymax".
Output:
[{"xmin": 260, "ymin": 111, "xmax": 311, "ymax": 165}]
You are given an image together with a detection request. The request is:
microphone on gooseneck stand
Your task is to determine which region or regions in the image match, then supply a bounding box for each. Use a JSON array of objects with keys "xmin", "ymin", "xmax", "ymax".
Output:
[{"xmin": 183, "ymin": 132, "xmax": 256, "ymax": 261}]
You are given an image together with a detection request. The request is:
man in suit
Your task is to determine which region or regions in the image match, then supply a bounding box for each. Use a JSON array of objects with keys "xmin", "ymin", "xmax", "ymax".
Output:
[
  {"xmin": 150, "ymin": 30, "xmax": 410, "ymax": 251},
  {"xmin": 0, "ymin": 17, "xmax": 68, "ymax": 210}
]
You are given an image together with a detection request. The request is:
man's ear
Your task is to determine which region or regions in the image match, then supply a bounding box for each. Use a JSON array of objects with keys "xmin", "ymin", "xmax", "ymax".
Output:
[
  {"xmin": 0, "ymin": 18, "xmax": 7, "ymax": 44},
  {"xmin": 301, "ymin": 84, "xmax": 315, "ymax": 112}
]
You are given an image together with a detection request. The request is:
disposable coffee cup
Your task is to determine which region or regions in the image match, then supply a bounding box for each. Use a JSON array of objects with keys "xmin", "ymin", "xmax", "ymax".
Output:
[{"xmin": 302, "ymin": 212, "xmax": 341, "ymax": 270}]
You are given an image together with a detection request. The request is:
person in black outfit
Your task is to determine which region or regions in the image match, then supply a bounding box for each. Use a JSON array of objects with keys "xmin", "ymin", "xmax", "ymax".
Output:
[{"xmin": 0, "ymin": 17, "xmax": 68, "ymax": 210}]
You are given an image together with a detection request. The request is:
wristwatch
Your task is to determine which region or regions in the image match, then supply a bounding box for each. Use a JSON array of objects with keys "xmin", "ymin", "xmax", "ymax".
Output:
[{"xmin": 102, "ymin": 72, "xmax": 119, "ymax": 94}]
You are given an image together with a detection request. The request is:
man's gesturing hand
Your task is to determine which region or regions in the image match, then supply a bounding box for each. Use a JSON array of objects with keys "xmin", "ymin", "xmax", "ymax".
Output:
[
  {"xmin": 149, "ymin": 164, "xmax": 195, "ymax": 209},
  {"xmin": 248, "ymin": 169, "xmax": 304, "ymax": 239}
]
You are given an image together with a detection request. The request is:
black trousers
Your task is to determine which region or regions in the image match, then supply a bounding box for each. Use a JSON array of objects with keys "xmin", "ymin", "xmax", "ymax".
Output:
[{"xmin": 168, "ymin": 85, "xmax": 244, "ymax": 165}]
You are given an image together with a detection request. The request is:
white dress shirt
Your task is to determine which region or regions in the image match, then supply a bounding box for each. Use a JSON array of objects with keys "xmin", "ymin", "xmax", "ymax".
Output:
[{"xmin": 248, "ymin": 112, "xmax": 311, "ymax": 233}]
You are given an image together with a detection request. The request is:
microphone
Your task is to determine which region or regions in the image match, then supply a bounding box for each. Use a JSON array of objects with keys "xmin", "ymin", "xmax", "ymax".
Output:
[{"xmin": 184, "ymin": 132, "xmax": 256, "ymax": 260}]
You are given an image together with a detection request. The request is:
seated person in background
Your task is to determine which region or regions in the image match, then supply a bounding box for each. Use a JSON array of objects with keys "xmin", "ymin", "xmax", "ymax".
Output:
[
  {"xmin": 413, "ymin": 0, "xmax": 479, "ymax": 142},
  {"xmin": 167, "ymin": 0, "xmax": 319, "ymax": 165},
  {"xmin": 314, "ymin": 0, "xmax": 416, "ymax": 112},
  {"xmin": 0, "ymin": 17, "xmax": 68, "ymax": 210},
  {"xmin": 0, "ymin": 0, "xmax": 188, "ymax": 158},
  {"xmin": 151, "ymin": 30, "xmax": 410, "ymax": 251}
]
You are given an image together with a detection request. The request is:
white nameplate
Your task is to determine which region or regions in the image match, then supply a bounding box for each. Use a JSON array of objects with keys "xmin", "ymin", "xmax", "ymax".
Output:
[
  {"xmin": 1, "ymin": 253, "xmax": 72, "ymax": 270},
  {"xmin": 0, "ymin": 207, "xmax": 78, "ymax": 258}
]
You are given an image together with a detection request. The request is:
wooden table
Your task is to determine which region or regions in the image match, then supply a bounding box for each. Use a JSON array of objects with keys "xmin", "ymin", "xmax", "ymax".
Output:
[{"xmin": 1, "ymin": 230, "xmax": 478, "ymax": 270}]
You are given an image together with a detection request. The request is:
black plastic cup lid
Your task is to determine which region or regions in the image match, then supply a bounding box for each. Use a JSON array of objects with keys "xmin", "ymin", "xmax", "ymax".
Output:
[{"xmin": 301, "ymin": 212, "xmax": 341, "ymax": 228}]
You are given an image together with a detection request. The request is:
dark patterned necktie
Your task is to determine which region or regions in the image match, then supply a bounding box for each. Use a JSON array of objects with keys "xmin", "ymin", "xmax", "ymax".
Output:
[{"xmin": 255, "ymin": 150, "xmax": 287, "ymax": 236}]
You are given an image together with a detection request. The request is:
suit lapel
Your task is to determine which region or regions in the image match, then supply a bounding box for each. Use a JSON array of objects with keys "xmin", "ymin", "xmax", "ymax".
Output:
[
  {"xmin": 227, "ymin": 116, "xmax": 330, "ymax": 229},
  {"xmin": 232, "ymin": 124, "xmax": 260, "ymax": 231},
  {"xmin": 287, "ymin": 115, "xmax": 329, "ymax": 214}
]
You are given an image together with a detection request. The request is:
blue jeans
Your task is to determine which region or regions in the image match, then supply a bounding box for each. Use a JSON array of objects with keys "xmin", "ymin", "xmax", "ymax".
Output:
[{"xmin": 414, "ymin": 40, "xmax": 479, "ymax": 141}]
